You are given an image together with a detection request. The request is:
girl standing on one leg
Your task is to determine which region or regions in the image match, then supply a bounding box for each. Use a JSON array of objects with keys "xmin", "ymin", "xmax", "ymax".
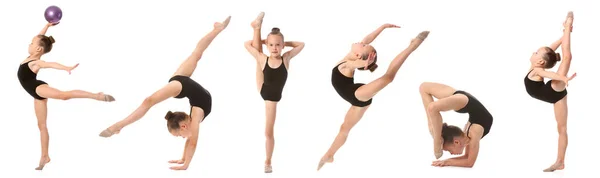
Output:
[
  {"xmin": 523, "ymin": 11, "xmax": 576, "ymax": 172},
  {"xmin": 17, "ymin": 22, "xmax": 116, "ymax": 170},
  {"xmin": 98, "ymin": 16, "xmax": 231, "ymax": 170},
  {"xmin": 419, "ymin": 82, "xmax": 493, "ymax": 168},
  {"xmin": 317, "ymin": 24, "xmax": 429, "ymax": 170},
  {"xmin": 244, "ymin": 12, "xmax": 305, "ymax": 173}
]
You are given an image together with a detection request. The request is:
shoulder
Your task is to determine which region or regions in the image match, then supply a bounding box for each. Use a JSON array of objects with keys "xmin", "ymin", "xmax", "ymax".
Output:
[{"xmin": 468, "ymin": 124, "xmax": 485, "ymax": 141}]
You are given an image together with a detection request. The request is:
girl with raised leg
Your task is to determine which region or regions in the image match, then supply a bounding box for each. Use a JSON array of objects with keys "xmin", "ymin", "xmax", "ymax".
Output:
[
  {"xmin": 523, "ymin": 11, "xmax": 576, "ymax": 172},
  {"xmin": 98, "ymin": 16, "xmax": 231, "ymax": 170},
  {"xmin": 244, "ymin": 12, "xmax": 305, "ymax": 173},
  {"xmin": 317, "ymin": 24, "xmax": 429, "ymax": 170},
  {"xmin": 17, "ymin": 22, "xmax": 116, "ymax": 170}
]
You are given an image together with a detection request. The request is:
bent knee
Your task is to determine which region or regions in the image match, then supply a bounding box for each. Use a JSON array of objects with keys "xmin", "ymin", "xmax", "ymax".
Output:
[{"xmin": 426, "ymin": 102, "xmax": 440, "ymax": 113}]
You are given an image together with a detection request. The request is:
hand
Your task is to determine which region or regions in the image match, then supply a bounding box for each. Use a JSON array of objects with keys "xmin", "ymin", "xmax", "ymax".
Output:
[
  {"xmin": 382, "ymin": 23, "xmax": 401, "ymax": 28},
  {"xmin": 431, "ymin": 159, "xmax": 447, "ymax": 167},
  {"xmin": 214, "ymin": 16, "xmax": 231, "ymax": 31},
  {"xmin": 563, "ymin": 72, "xmax": 577, "ymax": 86},
  {"xmin": 47, "ymin": 22, "xmax": 59, "ymax": 27},
  {"xmin": 67, "ymin": 63, "xmax": 79, "ymax": 75},
  {"xmin": 168, "ymin": 159, "xmax": 185, "ymax": 164},
  {"xmin": 169, "ymin": 165, "xmax": 189, "ymax": 170},
  {"xmin": 363, "ymin": 52, "xmax": 377, "ymax": 68}
]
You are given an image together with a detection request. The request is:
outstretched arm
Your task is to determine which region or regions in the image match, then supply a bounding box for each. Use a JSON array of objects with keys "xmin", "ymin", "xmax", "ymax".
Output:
[
  {"xmin": 548, "ymin": 37, "xmax": 562, "ymax": 51},
  {"xmin": 33, "ymin": 60, "xmax": 75, "ymax": 72},
  {"xmin": 282, "ymin": 41, "xmax": 305, "ymax": 60},
  {"xmin": 361, "ymin": 24, "xmax": 400, "ymax": 44},
  {"xmin": 38, "ymin": 23, "xmax": 53, "ymax": 36},
  {"xmin": 531, "ymin": 68, "xmax": 569, "ymax": 82}
]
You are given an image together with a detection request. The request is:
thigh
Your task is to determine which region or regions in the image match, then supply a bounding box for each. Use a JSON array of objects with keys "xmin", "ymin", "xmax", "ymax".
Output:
[
  {"xmin": 35, "ymin": 84, "xmax": 62, "ymax": 99},
  {"xmin": 429, "ymin": 94, "xmax": 469, "ymax": 112},
  {"xmin": 420, "ymin": 82, "xmax": 457, "ymax": 100},
  {"xmin": 149, "ymin": 81, "xmax": 183, "ymax": 104}
]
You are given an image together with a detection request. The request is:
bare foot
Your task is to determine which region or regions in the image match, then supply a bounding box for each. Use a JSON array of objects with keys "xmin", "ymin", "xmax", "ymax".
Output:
[
  {"xmin": 543, "ymin": 162, "xmax": 565, "ymax": 172},
  {"xmin": 317, "ymin": 156, "xmax": 334, "ymax": 171},
  {"xmin": 96, "ymin": 92, "xmax": 115, "ymax": 102},
  {"xmin": 264, "ymin": 164, "xmax": 272, "ymax": 173},
  {"xmin": 251, "ymin": 12, "xmax": 265, "ymax": 29},
  {"xmin": 99, "ymin": 127, "xmax": 120, "ymax": 138},
  {"xmin": 34, "ymin": 156, "xmax": 51, "ymax": 170},
  {"xmin": 410, "ymin": 31, "xmax": 430, "ymax": 48}
]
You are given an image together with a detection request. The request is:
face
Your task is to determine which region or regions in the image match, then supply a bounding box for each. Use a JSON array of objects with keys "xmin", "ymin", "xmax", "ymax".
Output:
[
  {"xmin": 266, "ymin": 35, "xmax": 284, "ymax": 56},
  {"xmin": 169, "ymin": 121, "xmax": 192, "ymax": 138},
  {"xmin": 28, "ymin": 36, "xmax": 42, "ymax": 55},
  {"xmin": 442, "ymin": 137, "xmax": 467, "ymax": 155},
  {"xmin": 351, "ymin": 42, "xmax": 375, "ymax": 65},
  {"xmin": 529, "ymin": 47, "xmax": 548, "ymax": 65}
]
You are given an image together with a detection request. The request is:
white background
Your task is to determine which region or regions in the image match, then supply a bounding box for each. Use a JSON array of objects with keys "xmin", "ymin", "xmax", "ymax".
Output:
[{"xmin": 0, "ymin": 0, "xmax": 598, "ymax": 178}]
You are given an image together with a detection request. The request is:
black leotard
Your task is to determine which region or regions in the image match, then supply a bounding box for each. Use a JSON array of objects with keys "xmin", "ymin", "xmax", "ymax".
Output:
[
  {"xmin": 169, "ymin": 75, "xmax": 212, "ymax": 119},
  {"xmin": 453, "ymin": 90, "xmax": 493, "ymax": 138},
  {"xmin": 260, "ymin": 57, "xmax": 288, "ymax": 102},
  {"xmin": 331, "ymin": 62, "xmax": 372, "ymax": 107},
  {"xmin": 17, "ymin": 60, "xmax": 47, "ymax": 100},
  {"xmin": 524, "ymin": 70, "xmax": 567, "ymax": 104}
]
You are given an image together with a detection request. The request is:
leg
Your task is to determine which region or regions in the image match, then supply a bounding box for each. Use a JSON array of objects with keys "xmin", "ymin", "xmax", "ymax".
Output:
[
  {"xmin": 264, "ymin": 101, "xmax": 277, "ymax": 173},
  {"xmin": 99, "ymin": 81, "xmax": 182, "ymax": 137},
  {"xmin": 36, "ymin": 84, "xmax": 115, "ymax": 102},
  {"xmin": 173, "ymin": 16, "xmax": 231, "ymax": 77},
  {"xmin": 317, "ymin": 106, "xmax": 369, "ymax": 171},
  {"xmin": 551, "ymin": 12, "xmax": 574, "ymax": 91},
  {"xmin": 251, "ymin": 12, "xmax": 265, "ymax": 92},
  {"xmin": 419, "ymin": 82, "xmax": 459, "ymax": 138},
  {"xmin": 354, "ymin": 31, "xmax": 429, "ymax": 101},
  {"xmin": 33, "ymin": 99, "xmax": 51, "ymax": 170},
  {"xmin": 544, "ymin": 97, "xmax": 568, "ymax": 172}
]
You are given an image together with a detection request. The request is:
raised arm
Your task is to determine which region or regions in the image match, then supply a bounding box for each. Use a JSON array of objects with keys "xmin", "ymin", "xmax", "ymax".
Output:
[
  {"xmin": 282, "ymin": 41, "xmax": 305, "ymax": 60},
  {"xmin": 361, "ymin": 24, "xmax": 400, "ymax": 44},
  {"xmin": 548, "ymin": 37, "xmax": 562, "ymax": 51},
  {"xmin": 244, "ymin": 40, "xmax": 267, "ymax": 60},
  {"xmin": 38, "ymin": 23, "xmax": 54, "ymax": 36}
]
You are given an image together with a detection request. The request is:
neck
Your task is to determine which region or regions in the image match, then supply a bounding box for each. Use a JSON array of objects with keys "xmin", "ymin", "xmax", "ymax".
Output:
[
  {"xmin": 269, "ymin": 54, "xmax": 282, "ymax": 59},
  {"xmin": 29, "ymin": 53, "xmax": 42, "ymax": 60}
]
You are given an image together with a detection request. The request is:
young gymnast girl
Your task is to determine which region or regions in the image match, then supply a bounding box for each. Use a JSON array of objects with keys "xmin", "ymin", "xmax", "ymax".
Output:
[
  {"xmin": 98, "ymin": 16, "xmax": 231, "ymax": 170},
  {"xmin": 419, "ymin": 82, "xmax": 493, "ymax": 168},
  {"xmin": 524, "ymin": 11, "xmax": 576, "ymax": 172},
  {"xmin": 243, "ymin": 12, "xmax": 305, "ymax": 173},
  {"xmin": 317, "ymin": 24, "xmax": 429, "ymax": 170},
  {"xmin": 18, "ymin": 22, "xmax": 116, "ymax": 170}
]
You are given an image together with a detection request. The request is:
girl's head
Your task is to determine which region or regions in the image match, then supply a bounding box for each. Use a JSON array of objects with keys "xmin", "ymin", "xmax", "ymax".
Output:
[
  {"xmin": 350, "ymin": 42, "xmax": 378, "ymax": 72},
  {"xmin": 165, "ymin": 111, "xmax": 193, "ymax": 138},
  {"xmin": 441, "ymin": 123, "xmax": 468, "ymax": 155},
  {"xmin": 530, "ymin": 46, "xmax": 561, "ymax": 69},
  {"xmin": 29, "ymin": 35, "xmax": 55, "ymax": 55},
  {"xmin": 266, "ymin": 27, "xmax": 284, "ymax": 56}
]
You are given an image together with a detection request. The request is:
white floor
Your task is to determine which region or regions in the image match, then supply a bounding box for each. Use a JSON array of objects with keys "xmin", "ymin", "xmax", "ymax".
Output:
[{"xmin": 0, "ymin": 0, "xmax": 598, "ymax": 178}]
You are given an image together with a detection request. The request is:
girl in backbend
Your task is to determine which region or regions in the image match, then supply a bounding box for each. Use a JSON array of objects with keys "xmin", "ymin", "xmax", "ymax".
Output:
[
  {"xmin": 317, "ymin": 24, "xmax": 429, "ymax": 170},
  {"xmin": 17, "ymin": 22, "xmax": 116, "ymax": 170},
  {"xmin": 523, "ymin": 12, "xmax": 576, "ymax": 172},
  {"xmin": 419, "ymin": 82, "xmax": 493, "ymax": 168},
  {"xmin": 244, "ymin": 12, "xmax": 305, "ymax": 173},
  {"xmin": 98, "ymin": 16, "xmax": 231, "ymax": 170}
]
